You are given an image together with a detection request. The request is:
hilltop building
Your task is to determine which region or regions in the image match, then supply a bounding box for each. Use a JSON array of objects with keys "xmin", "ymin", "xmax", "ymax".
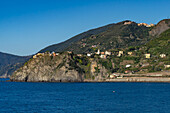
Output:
[
  {"xmin": 137, "ymin": 23, "xmax": 154, "ymax": 27},
  {"xmin": 124, "ymin": 21, "xmax": 132, "ymax": 25}
]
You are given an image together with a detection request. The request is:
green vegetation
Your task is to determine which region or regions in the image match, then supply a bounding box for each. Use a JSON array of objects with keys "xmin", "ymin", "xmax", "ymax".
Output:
[
  {"xmin": 2, "ymin": 19, "xmax": 170, "ymax": 78},
  {"xmin": 146, "ymin": 29, "xmax": 170, "ymax": 55},
  {"xmin": 65, "ymin": 22, "xmax": 152, "ymax": 53}
]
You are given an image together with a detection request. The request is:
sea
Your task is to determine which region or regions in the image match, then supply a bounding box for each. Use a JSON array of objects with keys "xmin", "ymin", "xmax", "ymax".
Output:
[{"xmin": 0, "ymin": 78, "xmax": 170, "ymax": 113}]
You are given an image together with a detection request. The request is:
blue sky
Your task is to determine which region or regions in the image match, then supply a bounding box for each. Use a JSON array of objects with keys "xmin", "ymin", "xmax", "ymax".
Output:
[{"xmin": 0, "ymin": 0, "xmax": 170, "ymax": 56}]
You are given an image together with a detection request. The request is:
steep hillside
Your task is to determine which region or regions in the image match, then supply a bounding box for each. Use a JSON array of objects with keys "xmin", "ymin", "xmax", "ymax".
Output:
[
  {"xmin": 39, "ymin": 19, "xmax": 170, "ymax": 54},
  {"xmin": 65, "ymin": 21, "xmax": 152, "ymax": 53},
  {"xmin": 10, "ymin": 52, "xmax": 109, "ymax": 82},
  {"xmin": 39, "ymin": 20, "xmax": 152, "ymax": 53},
  {"xmin": 149, "ymin": 19, "xmax": 170, "ymax": 36},
  {"xmin": 147, "ymin": 29, "xmax": 170, "ymax": 55},
  {"xmin": 39, "ymin": 23, "xmax": 114, "ymax": 53},
  {"xmin": 0, "ymin": 52, "xmax": 31, "ymax": 77}
]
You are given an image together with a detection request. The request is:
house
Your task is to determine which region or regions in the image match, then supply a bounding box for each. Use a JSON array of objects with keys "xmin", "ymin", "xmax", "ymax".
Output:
[
  {"xmin": 36, "ymin": 53, "xmax": 45, "ymax": 57},
  {"xmin": 96, "ymin": 49, "xmax": 100, "ymax": 55},
  {"xmin": 33, "ymin": 55, "xmax": 37, "ymax": 58},
  {"xmin": 124, "ymin": 70, "xmax": 132, "ymax": 74},
  {"xmin": 145, "ymin": 54, "xmax": 150, "ymax": 59},
  {"xmin": 105, "ymin": 51, "xmax": 111, "ymax": 55},
  {"xmin": 124, "ymin": 21, "xmax": 132, "ymax": 25},
  {"xmin": 138, "ymin": 23, "xmax": 148, "ymax": 26},
  {"xmin": 117, "ymin": 51, "xmax": 123, "ymax": 57},
  {"xmin": 77, "ymin": 54, "xmax": 82, "ymax": 57},
  {"xmin": 92, "ymin": 45, "xmax": 97, "ymax": 48},
  {"xmin": 67, "ymin": 51, "xmax": 72, "ymax": 54},
  {"xmin": 37, "ymin": 53, "xmax": 44, "ymax": 56},
  {"xmin": 82, "ymin": 43, "xmax": 86, "ymax": 47},
  {"xmin": 138, "ymin": 23, "xmax": 154, "ymax": 27},
  {"xmin": 51, "ymin": 52, "xmax": 56, "ymax": 56},
  {"xmin": 109, "ymin": 74, "xmax": 116, "ymax": 79},
  {"xmin": 164, "ymin": 65, "xmax": 170, "ymax": 68},
  {"xmin": 87, "ymin": 53, "xmax": 91, "ymax": 57},
  {"xmin": 101, "ymin": 52, "xmax": 105, "ymax": 55},
  {"xmin": 146, "ymin": 24, "xmax": 154, "ymax": 27},
  {"xmin": 127, "ymin": 52, "xmax": 133, "ymax": 55},
  {"xmin": 160, "ymin": 54, "xmax": 166, "ymax": 58},
  {"xmin": 125, "ymin": 64, "xmax": 131, "ymax": 68},
  {"xmin": 53, "ymin": 53, "xmax": 56, "ymax": 56},
  {"xmin": 56, "ymin": 53, "xmax": 59, "ymax": 56},
  {"xmin": 100, "ymin": 54, "xmax": 106, "ymax": 59}
]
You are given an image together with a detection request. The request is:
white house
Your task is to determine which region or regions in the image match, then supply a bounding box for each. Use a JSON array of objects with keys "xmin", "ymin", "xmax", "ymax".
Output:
[
  {"xmin": 126, "ymin": 64, "xmax": 131, "ymax": 68},
  {"xmin": 105, "ymin": 51, "xmax": 111, "ymax": 55},
  {"xmin": 56, "ymin": 53, "xmax": 59, "ymax": 56},
  {"xmin": 87, "ymin": 53, "xmax": 91, "ymax": 57},
  {"xmin": 160, "ymin": 54, "xmax": 166, "ymax": 58},
  {"xmin": 96, "ymin": 49, "xmax": 100, "ymax": 55}
]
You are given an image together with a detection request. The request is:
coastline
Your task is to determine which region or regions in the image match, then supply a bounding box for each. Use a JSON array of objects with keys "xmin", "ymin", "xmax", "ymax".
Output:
[
  {"xmin": 6, "ymin": 77, "xmax": 170, "ymax": 83},
  {"xmin": 4, "ymin": 71, "xmax": 170, "ymax": 83}
]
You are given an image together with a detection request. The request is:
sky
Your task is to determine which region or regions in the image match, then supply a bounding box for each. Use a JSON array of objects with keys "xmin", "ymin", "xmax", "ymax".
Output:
[{"xmin": 0, "ymin": 0, "xmax": 170, "ymax": 56}]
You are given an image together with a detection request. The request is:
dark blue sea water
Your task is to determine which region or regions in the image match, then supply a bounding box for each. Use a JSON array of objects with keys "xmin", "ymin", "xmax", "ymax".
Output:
[{"xmin": 0, "ymin": 79, "xmax": 170, "ymax": 113}]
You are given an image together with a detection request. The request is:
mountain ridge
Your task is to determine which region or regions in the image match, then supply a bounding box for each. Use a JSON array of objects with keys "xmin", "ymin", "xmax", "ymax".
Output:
[
  {"xmin": 1, "ymin": 19, "xmax": 170, "ymax": 77},
  {"xmin": 10, "ymin": 29, "xmax": 170, "ymax": 82},
  {"xmin": 0, "ymin": 52, "xmax": 31, "ymax": 77}
]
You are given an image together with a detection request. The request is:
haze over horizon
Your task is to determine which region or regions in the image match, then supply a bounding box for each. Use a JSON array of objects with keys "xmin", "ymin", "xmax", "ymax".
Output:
[{"xmin": 0, "ymin": 0, "xmax": 170, "ymax": 56}]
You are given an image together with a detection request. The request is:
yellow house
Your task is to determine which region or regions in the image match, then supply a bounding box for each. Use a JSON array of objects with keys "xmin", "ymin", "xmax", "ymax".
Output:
[
  {"xmin": 165, "ymin": 65, "xmax": 170, "ymax": 68},
  {"xmin": 117, "ymin": 51, "xmax": 123, "ymax": 57},
  {"xmin": 145, "ymin": 54, "xmax": 151, "ymax": 59},
  {"xmin": 127, "ymin": 52, "xmax": 133, "ymax": 55},
  {"xmin": 37, "ymin": 53, "xmax": 44, "ymax": 56},
  {"xmin": 33, "ymin": 55, "xmax": 37, "ymax": 58}
]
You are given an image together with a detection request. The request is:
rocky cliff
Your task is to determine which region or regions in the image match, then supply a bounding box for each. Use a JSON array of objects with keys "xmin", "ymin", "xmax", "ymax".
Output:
[
  {"xmin": 149, "ymin": 19, "xmax": 170, "ymax": 36},
  {"xmin": 10, "ymin": 52, "xmax": 109, "ymax": 82}
]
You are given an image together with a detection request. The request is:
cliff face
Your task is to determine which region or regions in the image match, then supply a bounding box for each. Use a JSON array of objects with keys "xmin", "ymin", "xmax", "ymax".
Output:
[
  {"xmin": 10, "ymin": 52, "xmax": 109, "ymax": 82},
  {"xmin": 149, "ymin": 19, "xmax": 170, "ymax": 36},
  {"xmin": 10, "ymin": 53, "xmax": 82, "ymax": 82}
]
